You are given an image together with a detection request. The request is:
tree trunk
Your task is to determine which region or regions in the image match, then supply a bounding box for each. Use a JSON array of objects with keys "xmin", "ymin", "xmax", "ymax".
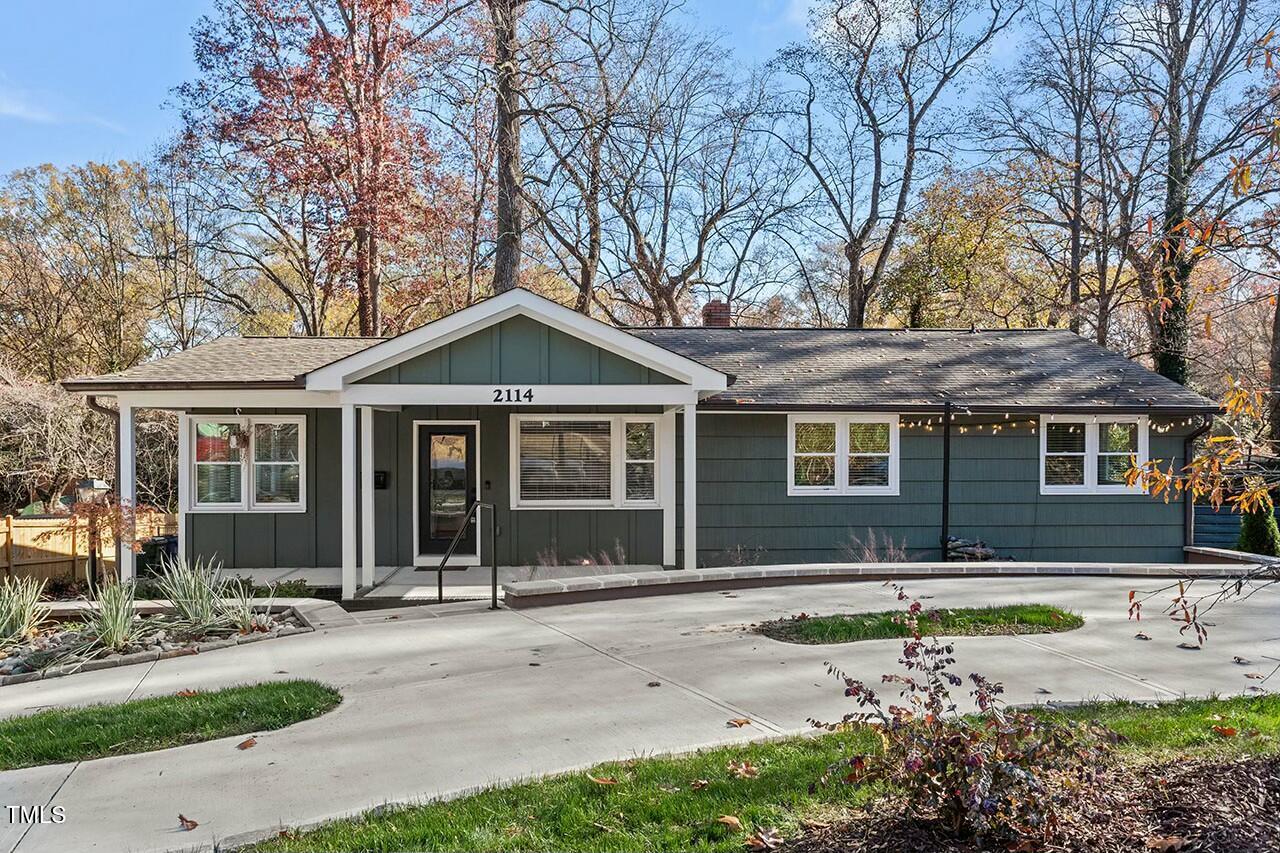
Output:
[
  {"xmin": 1069, "ymin": 110, "xmax": 1084, "ymax": 334},
  {"xmin": 355, "ymin": 225, "xmax": 374, "ymax": 336},
  {"xmin": 1154, "ymin": 0, "xmax": 1191, "ymax": 385},
  {"xmin": 846, "ymin": 245, "xmax": 867, "ymax": 329},
  {"xmin": 490, "ymin": 0, "xmax": 524, "ymax": 294},
  {"xmin": 1270, "ymin": 279, "xmax": 1280, "ymax": 444}
]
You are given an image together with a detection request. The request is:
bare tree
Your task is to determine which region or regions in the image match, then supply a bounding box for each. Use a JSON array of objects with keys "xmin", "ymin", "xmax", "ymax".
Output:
[
  {"xmin": 594, "ymin": 30, "xmax": 768, "ymax": 325},
  {"xmin": 770, "ymin": 0, "xmax": 1021, "ymax": 329},
  {"xmin": 523, "ymin": 0, "xmax": 676, "ymax": 313},
  {"xmin": 984, "ymin": 0, "xmax": 1116, "ymax": 335},
  {"xmin": 1112, "ymin": 0, "xmax": 1280, "ymax": 383}
]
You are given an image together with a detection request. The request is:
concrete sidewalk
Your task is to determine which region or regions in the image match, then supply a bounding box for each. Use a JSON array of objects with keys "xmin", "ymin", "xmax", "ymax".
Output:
[{"xmin": 2, "ymin": 576, "xmax": 1276, "ymax": 853}]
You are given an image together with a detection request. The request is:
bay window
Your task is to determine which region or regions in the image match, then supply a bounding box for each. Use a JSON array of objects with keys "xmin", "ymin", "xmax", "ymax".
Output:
[
  {"xmin": 511, "ymin": 415, "xmax": 660, "ymax": 508},
  {"xmin": 788, "ymin": 414, "xmax": 899, "ymax": 496},
  {"xmin": 1039, "ymin": 415, "xmax": 1148, "ymax": 494},
  {"xmin": 185, "ymin": 415, "xmax": 306, "ymax": 512}
]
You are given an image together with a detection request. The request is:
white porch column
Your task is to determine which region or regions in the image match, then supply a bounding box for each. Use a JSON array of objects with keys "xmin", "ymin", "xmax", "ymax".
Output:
[
  {"xmin": 175, "ymin": 412, "xmax": 188, "ymax": 565},
  {"xmin": 661, "ymin": 408, "xmax": 677, "ymax": 566},
  {"xmin": 117, "ymin": 401, "xmax": 137, "ymax": 582},
  {"xmin": 360, "ymin": 406, "xmax": 375, "ymax": 588},
  {"xmin": 682, "ymin": 403, "xmax": 697, "ymax": 570},
  {"xmin": 341, "ymin": 403, "xmax": 357, "ymax": 599}
]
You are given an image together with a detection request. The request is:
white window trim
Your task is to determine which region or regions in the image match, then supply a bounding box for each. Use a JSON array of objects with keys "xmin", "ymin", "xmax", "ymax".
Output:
[
  {"xmin": 1039, "ymin": 414, "xmax": 1149, "ymax": 495},
  {"xmin": 182, "ymin": 414, "xmax": 307, "ymax": 513},
  {"xmin": 787, "ymin": 413, "xmax": 900, "ymax": 497},
  {"xmin": 509, "ymin": 414, "xmax": 661, "ymax": 510}
]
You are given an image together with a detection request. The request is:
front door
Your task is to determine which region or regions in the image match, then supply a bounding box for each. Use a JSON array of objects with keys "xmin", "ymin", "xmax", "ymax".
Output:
[{"xmin": 417, "ymin": 424, "xmax": 478, "ymax": 558}]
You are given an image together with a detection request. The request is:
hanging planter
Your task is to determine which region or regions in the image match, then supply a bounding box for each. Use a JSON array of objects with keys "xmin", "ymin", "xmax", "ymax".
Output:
[{"xmin": 227, "ymin": 425, "xmax": 251, "ymax": 452}]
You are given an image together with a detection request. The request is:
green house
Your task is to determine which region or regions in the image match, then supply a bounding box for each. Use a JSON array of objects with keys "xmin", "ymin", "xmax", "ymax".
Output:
[{"xmin": 63, "ymin": 289, "xmax": 1217, "ymax": 599}]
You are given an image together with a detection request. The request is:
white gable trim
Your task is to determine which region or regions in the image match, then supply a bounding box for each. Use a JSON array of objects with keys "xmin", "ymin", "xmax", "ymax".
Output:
[{"xmin": 304, "ymin": 289, "xmax": 729, "ymax": 391}]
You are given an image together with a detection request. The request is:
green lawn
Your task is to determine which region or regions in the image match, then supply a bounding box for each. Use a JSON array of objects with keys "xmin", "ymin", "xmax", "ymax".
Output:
[
  {"xmin": 757, "ymin": 603, "xmax": 1084, "ymax": 644},
  {"xmin": 253, "ymin": 695, "xmax": 1280, "ymax": 853},
  {"xmin": 0, "ymin": 680, "xmax": 340, "ymax": 769}
]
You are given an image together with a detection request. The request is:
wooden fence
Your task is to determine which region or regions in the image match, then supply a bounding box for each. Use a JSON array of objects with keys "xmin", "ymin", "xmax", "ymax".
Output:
[{"xmin": 0, "ymin": 513, "xmax": 177, "ymax": 583}]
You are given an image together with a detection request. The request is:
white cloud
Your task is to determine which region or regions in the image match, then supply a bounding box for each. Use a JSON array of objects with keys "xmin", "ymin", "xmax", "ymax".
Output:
[
  {"xmin": 0, "ymin": 74, "xmax": 125, "ymax": 134},
  {"xmin": 0, "ymin": 85, "xmax": 56, "ymax": 123}
]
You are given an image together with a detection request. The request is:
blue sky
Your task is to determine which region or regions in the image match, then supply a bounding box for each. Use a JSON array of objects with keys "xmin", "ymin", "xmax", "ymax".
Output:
[{"xmin": 0, "ymin": 0, "xmax": 811, "ymax": 174}]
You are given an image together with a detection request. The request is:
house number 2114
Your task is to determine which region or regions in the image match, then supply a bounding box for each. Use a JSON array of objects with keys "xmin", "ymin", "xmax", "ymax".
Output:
[{"xmin": 493, "ymin": 387, "xmax": 534, "ymax": 403}]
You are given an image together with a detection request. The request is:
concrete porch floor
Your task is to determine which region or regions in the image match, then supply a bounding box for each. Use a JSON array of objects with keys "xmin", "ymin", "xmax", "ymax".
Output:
[{"xmin": 228, "ymin": 564, "xmax": 663, "ymax": 601}]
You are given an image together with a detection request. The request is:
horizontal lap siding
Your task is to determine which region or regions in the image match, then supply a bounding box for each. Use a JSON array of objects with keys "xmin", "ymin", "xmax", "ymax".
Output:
[
  {"xmin": 947, "ymin": 429, "xmax": 1185, "ymax": 562},
  {"xmin": 681, "ymin": 414, "xmax": 1189, "ymax": 568},
  {"xmin": 680, "ymin": 414, "xmax": 941, "ymax": 566}
]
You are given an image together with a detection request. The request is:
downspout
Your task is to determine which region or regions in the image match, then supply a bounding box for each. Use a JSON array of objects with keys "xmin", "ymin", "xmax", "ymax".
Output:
[
  {"xmin": 85, "ymin": 396, "xmax": 120, "ymax": 492},
  {"xmin": 85, "ymin": 395, "xmax": 122, "ymax": 578},
  {"xmin": 1182, "ymin": 414, "xmax": 1213, "ymax": 549},
  {"xmin": 940, "ymin": 401, "xmax": 953, "ymax": 560}
]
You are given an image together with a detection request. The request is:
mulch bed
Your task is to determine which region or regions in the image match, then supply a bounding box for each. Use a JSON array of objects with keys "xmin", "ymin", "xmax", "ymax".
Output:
[{"xmin": 785, "ymin": 754, "xmax": 1280, "ymax": 853}]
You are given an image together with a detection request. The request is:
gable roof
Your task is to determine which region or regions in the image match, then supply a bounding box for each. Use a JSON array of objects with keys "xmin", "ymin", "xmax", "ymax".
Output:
[
  {"xmin": 60, "ymin": 337, "xmax": 383, "ymax": 391},
  {"xmin": 303, "ymin": 289, "xmax": 731, "ymax": 391},
  {"xmin": 628, "ymin": 327, "xmax": 1217, "ymax": 413}
]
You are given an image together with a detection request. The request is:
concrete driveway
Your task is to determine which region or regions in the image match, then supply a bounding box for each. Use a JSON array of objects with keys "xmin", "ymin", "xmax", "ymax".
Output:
[{"xmin": 2, "ymin": 576, "xmax": 1277, "ymax": 853}]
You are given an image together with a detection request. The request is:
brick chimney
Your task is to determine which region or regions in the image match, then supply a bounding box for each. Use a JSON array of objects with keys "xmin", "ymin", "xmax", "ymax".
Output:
[{"xmin": 701, "ymin": 299, "xmax": 731, "ymax": 328}]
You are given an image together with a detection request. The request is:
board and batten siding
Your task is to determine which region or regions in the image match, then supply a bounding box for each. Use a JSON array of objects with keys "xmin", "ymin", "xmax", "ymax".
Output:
[
  {"xmin": 356, "ymin": 315, "xmax": 680, "ymax": 385},
  {"xmin": 185, "ymin": 406, "xmax": 664, "ymax": 572},
  {"xmin": 677, "ymin": 413, "xmax": 1190, "ymax": 567}
]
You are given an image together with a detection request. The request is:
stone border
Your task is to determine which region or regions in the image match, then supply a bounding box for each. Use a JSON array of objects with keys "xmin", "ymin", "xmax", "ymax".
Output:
[
  {"xmin": 0, "ymin": 597, "xmax": 353, "ymax": 687},
  {"xmin": 502, "ymin": 562, "xmax": 1259, "ymax": 609}
]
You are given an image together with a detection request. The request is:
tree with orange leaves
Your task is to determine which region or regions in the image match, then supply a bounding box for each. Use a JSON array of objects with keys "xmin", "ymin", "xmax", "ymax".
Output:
[{"xmin": 178, "ymin": 0, "xmax": 465, "ymax": 336}]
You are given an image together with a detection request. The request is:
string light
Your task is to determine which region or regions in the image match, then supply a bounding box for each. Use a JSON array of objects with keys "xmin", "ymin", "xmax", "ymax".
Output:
[{"xmin": 895, "ymin": 413, "xmax": 1200, "ymax": 436}]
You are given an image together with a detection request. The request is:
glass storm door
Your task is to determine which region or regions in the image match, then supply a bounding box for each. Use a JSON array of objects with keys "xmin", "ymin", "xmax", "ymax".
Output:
[{"xmin": 417, "ymin": 425, "xmax": 477, "ymax": 556}]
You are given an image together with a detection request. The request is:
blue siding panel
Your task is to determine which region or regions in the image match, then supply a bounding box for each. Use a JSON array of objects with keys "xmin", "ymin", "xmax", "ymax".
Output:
[{"xmin": 680, "ymin": 413, "xmax": 1191, "ymax": 567}]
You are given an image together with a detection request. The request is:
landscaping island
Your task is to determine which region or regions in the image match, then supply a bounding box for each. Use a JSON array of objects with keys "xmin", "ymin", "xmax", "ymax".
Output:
[
  {"xmin": 755, "ymin": 604, "xmax": 1083, "ymax": 644},
  {"xmin": 0, "ymin": 680, "xmax": 340, "ymax": 769},
  {"xmin": 251, "ymin": 696, "xmax": 1280, "ymax": 853}
]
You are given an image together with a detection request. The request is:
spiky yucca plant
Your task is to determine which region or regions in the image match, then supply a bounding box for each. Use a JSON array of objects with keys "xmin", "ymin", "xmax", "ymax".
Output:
[
  {"xmin": 81, "ymin": 580, "xmax": 142, "ymax": 653},
  {"xmin": 154, "ymin": 554, "xmax": 227, "ymax": 637},
  {"xmin": 0, "ymin": 576, "xmax": 49, "ymax": 649}
]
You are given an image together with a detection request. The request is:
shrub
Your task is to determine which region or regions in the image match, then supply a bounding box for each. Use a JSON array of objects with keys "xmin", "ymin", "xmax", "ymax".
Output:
[
  {"xmin": 269, "ymin": 578, "xmax": 312, "ymax": 598},
  {"xmin": 0, "ymin": 577, "xmax": 50, "ymax": 648},
  {"xmin": 81, "ymin": 580, "xmax": 143, "ymax": 654},
  {"xmin": 1237, "ymin": 503, "xmax": 1280, "ymax": 556},
  {"xmin": 812, "ymin": 584, "xmax": 1118, "ymax": 845},
  {"xmin": 42, "ymin": 576, "xmax": 89, "ymax": 601}
]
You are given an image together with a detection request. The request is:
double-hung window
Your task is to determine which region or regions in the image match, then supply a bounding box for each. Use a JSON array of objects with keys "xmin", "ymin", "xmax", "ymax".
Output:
[
  {"xmin": 788, "ymin": 414, "xmax": 899, "ymax": 496},
  {"xmin": 186, "ymin": 415, "xmax": 306, "ymax": 512},
  {"xmin": 1039, "ymin": 415, "xmax": 1148, "ymax": 494},
  {"xmin": 511, "ymin": 415, "xmax": 660, "ymax": 508}
]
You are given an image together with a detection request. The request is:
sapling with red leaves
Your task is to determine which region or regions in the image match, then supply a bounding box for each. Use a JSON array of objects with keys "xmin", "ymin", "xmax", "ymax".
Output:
[{"xmin": 810, "ymin": 583, "xmax": 1119, "ymax": 844}]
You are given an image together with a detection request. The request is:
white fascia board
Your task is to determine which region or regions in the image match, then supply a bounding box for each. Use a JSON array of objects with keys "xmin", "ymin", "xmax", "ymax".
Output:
[
  {"xmin": 342, "ymin": 384, "xmax": 698, "ymax": 407},
  {"xmin": 303, "ymin": 289, "xmax": 729, "ymax": 392},
  {"xmin": 107, "ymin": 390, "xmax": 341, "ymax": 410}
]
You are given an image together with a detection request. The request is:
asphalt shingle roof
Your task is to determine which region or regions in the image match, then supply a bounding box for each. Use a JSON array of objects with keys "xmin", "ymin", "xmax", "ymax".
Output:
[
  {"xmin": 61, "ymin": 337, "xmax": 384, "ymax": 389},
  {"xmin": 630, "ymin": 327, "xmax": 1216, "ymax": 412},
  {"xmin": 63, "ymin": 325, "xmax": 1216, "ymax": 412}
]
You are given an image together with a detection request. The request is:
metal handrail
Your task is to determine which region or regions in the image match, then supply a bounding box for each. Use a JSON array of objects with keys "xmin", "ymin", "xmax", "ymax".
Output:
[{"xmin": 434, "ymin": 500, "xmax": 498, "ymax": 609}]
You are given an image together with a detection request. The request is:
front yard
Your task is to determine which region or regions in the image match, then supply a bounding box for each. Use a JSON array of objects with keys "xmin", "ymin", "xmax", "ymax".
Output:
[{"xmin": 253, "ymin": 695, "xmax": 1280, "ymax": 853}]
